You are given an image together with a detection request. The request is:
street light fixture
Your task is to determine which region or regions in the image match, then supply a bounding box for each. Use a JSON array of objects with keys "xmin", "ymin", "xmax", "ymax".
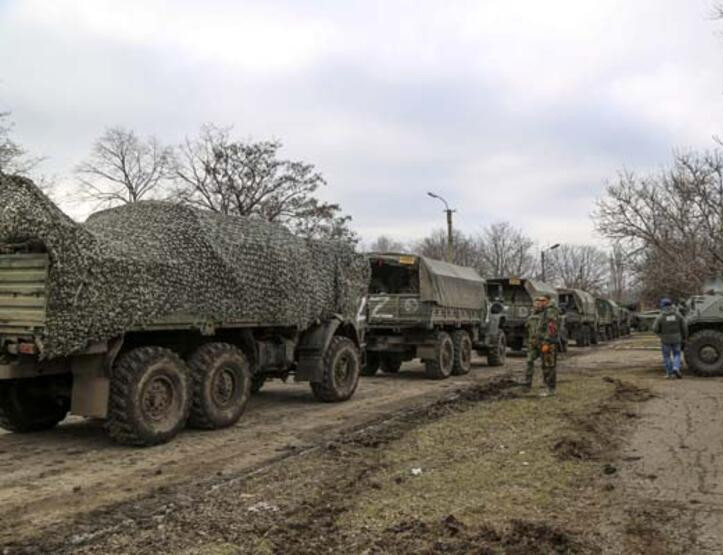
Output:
[
  {"xmin": 427, "ymin": 192, "xmax": 456, "ymax": 263},
  {"xmin": 541, "ymin": 243, "xmax": 560, "ymax": 283}
]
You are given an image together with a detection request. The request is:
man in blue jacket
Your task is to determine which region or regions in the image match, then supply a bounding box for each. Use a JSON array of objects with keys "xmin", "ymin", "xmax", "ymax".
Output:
[{"xmin": 652, "ymin": 298, "xmax": 688, "ymax": 379}]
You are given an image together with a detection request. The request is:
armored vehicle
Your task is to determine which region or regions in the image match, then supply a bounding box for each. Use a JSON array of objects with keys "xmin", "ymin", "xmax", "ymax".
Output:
[
  {"xmin": 486, "ymin": 278, "xmax": 565, "ymax": 352},
  {"xmin": 595, "ymin": 297, "xmax": 616, "ymax": 341},
  {"xmin": 364, "ymin": 254, "xmax": 506, "ymax": 379},
  {"xmin": 683, "ymin": 289, "xmax": 723, "ymax": 376},
  {"xmin": 557, "ymin": 288, "xmax": 597, "ymax": 346},
  {"xmin": 0, "ymin": 177, "xmax": 369, "ymax": 446}
]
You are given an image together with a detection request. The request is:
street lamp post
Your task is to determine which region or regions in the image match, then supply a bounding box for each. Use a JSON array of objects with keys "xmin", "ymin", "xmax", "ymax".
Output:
[
  {"xmin": 427, "ymin": 192, "xmax": 455, "ymax": 263},
  {"xmin": 541, "ymin": 243, "xmax": 560, "ymax": 283}
]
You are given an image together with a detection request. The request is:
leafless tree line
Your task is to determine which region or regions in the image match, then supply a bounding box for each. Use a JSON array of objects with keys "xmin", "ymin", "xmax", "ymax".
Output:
[
  {"xmin": 594, "ymin": 150, "xmax": 723, "ymax": 303},
  {"xmin": 71, "ymin": 124, "xmax": 356, "ymax": 243},
  {"xmin": 368, "ymin": 224, "xmax": 619, "ymax": 297}
]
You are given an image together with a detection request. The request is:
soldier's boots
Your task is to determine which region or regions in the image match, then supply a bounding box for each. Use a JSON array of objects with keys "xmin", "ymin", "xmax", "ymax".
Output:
[
  {"xmin": 539, "ymin": 388, "xmax": 556, "ymax": 398},
  {"xmin": 522, "ymin": 364, "xmax": 534, "ymax": 390}
]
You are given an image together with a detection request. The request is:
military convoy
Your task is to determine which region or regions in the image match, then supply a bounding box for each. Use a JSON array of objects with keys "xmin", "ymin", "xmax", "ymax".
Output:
[
  {"xmin": 0, "ymin": 176, "xmax": 640, "ymax": 446},
  {"xmin": 364, "ymin": 254, "xmax": 506, "ymax": 379}
]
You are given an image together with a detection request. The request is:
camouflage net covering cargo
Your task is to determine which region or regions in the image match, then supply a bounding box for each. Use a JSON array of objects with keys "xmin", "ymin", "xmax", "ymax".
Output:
[{"xmin": 0, "ymin": 176, "xmax": 370, "ymax": 359}]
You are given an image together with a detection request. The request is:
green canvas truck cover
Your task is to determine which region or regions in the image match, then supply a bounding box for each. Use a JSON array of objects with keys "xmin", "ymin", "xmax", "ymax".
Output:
[
  {"xmin": 558, "ymin": 288, "xmax": 596, "ymax": 317},
  {"xmin": 369, "ymin": 253, "xmax": 485, "ymax": 310},
  {"xmin": 0, "ymin": 175, "xmax": 370, "ymax": 359},
  {"xmin": 418, "ymin": 256, "xmax": 485, "ymax": 310}
]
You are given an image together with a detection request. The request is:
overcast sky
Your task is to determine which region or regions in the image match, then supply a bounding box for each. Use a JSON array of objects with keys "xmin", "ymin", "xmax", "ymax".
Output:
[{"xmin": 1, "ymin": 0, "xmax": 722, "ymax": 247}]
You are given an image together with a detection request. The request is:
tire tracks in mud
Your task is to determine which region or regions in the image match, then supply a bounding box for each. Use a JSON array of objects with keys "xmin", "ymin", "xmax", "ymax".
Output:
[{"xmin": 4, "ymin": 375, "xmax": 526, "ymax": 554}]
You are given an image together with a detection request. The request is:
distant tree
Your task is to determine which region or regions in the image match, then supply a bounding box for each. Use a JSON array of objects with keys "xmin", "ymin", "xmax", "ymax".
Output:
[
  {"xmin": 75, "ymin": 126, "xmax": 175, "ymax": 207},
  {"xmin": 367, "ymin": 235, "xmax": 407, "ymax": 253},
  {"xmin": 414, "ymin": 229, "xmax": 483, "ymax": 269},
  {"xmin": 477, "ymin": 222, "xmax": 537, "ymax": 278},
  {"xmin": 0, "ymin": 112, "xmax": 42, "ymax": 177},
  {"xmin": 545, "ymin": 244, "xmax": 609, "ymax": 293},
  {"xmin": 173, "ymin": 124, "xmax": 357, "ymax": 243},
  {"xmin": 595, "ymin": 151, "xmax": 723, "ymax": 303}
]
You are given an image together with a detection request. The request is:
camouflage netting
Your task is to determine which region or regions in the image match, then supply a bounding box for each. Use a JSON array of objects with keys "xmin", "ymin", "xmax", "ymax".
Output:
[{"xmin": 0, "ymin": 176, "xmax": 370, "ymax": 359}]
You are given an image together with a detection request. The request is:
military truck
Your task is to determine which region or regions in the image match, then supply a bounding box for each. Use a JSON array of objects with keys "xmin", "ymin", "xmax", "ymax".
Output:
[
  {"xmin": 0, "ymin": 177, "xmax": 369, "ymax": 446},
  {"xmin": 557, "ymin": 288, "xmax": 597, "ymax": 346},
  {"xmin": 363, "ymin": 254, "xmax": 506, "ymax": 379},
  {"xmin": 594, "ymin": 297, "xmax": 617, "ymax": 341},
  {"xmin": 485, "ymin": 277, "xmax": 566, "ymax": 352},
  {"xmin": 683, "ymin": 288, "xmax": 723, "ymax": 376}
]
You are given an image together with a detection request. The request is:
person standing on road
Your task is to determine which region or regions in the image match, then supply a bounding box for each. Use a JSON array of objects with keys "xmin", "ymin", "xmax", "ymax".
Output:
[
  {"xmin": 652, "ymin": 298, "xmax": 688, "ymax": 379},
  {"xmin": 524, "ymin": 294, "xmax": 561, "ymax": 397}
]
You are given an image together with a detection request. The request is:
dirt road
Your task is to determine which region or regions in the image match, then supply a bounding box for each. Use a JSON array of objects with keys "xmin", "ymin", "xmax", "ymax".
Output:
[
  {"xmin": 0, "ymin": 358, "xmax": 510, "ymax": 545},
  {"xmin": 3, "ymin": 337, "xmax": 723, "ymax": 553},
  {"xmin": 604, "ymin": 339, "xmax": 723, "ymax": 553}
]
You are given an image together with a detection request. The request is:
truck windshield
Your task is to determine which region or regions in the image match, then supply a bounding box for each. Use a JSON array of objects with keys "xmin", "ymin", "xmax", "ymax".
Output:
[
  {"xmin": 559, "ymin": 293, "xmax": 575, "ymax": 311},
  {"xmin": 369, "ymin": 261, "xmax": 419, "ymax": 294},
  {"xmin": 501, "ymin": 284, "xmax": 529, "ymax": 305}
]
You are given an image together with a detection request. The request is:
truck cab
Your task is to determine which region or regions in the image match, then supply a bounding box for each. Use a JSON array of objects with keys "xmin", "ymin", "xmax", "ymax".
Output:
[{"xmin": 486, "ymin": 277, "xmax": 564, "ymax": 352}]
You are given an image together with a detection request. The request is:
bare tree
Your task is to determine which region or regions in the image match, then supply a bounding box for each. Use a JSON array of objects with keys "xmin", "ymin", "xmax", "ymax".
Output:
[
  {"xmin": 173, "ymin": 124, "xmax": 356, "ymax": 243},
  {"xmin": 595, "ymin": 151, "xmax": 723, "ymax": 303},
  {"xmin": 545, "ymin": 244, "xmax": 609, "ymax": 293},
  {"xmin": 0, "ymin": 112, "xmax": 43, "ymax": 177},
  {"xmin": 414, "ymin": 229, "xmax": 483, "ymax": 269},
  {"xmin": 76, "ymin": 126, "xmax": 175, "ymax": 207},
  {"xmin": 477, "ymin": 222, "xmax": 537, "ymax": 278},
  {"xmin": 367, "ymin": 235, "xmax": 407, "ymax": 253}
]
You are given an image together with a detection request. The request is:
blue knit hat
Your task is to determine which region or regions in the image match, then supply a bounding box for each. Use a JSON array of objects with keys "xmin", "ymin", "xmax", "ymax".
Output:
[{"xmin": 660, "ymin": 298, "xmax": 672, "ymax": 308}]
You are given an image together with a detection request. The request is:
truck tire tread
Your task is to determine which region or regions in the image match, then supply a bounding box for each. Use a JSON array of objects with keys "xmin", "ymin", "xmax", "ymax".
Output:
[{"xmin": 107, "ymin": 346, "xmax": 191, "ymax": 447}]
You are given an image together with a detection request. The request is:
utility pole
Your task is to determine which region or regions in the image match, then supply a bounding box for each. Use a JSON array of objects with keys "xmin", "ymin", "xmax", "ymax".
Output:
[
  {"xmin": 427, "ymin": 192, "xmax": 455, "ymax": 263},
  {"xmin": 541, "ymin": 243, "xmax": 560, "ymax": 282}
]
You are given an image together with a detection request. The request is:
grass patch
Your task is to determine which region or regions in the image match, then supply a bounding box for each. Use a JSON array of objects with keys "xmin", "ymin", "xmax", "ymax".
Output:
[{"xmin": 341, "ymin": 376, "xmax": 617, "ymax": 535}]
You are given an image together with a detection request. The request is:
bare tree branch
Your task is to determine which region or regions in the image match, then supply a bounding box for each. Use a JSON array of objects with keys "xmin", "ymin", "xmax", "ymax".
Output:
[{"xmin": 75, "ymin": 126, "xmax": 175, "ymax": 208}]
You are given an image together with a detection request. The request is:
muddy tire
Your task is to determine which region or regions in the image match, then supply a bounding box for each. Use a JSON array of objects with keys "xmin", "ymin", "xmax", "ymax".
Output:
[
  {"xmin": 380, "ymin": 354, "xmax": 402, "ymax": 374},
  {"xmin": 486, "ymin": 330, "xmax": 507, "ymax": 367},
  {"xmin": 451, "ymin": 330, "xmax": 472, "ymax": 375},
  {"xmin": 362, "ymin": 352, "xmax": 381, "ymax": 376},
  {"xmin": 188, "ymin": 343, "xmax": 251, "ymax": 430},
  {"xmin": 251, "ymin": 374, "xmax": 266, "ymax": 394},
  {"xmin": 590, "ymin": 327, "xmax": 598, "ymax": 345},
  {"xmin": 575, "ymin": 328, "xmax": 585, "ymax": 347},
  {"xmin": 685, "ymin": 330, "xmax": 723, "ymax": 377},
  {"xmin": 425, "ymin": 331, "xmax": 454, "ymax": 379},
  {"xmin": 107, "ymin": 347, "xmax": 191, "ymax": 446},
  {"xmin": 311, "ymin": 336, "xmax": 361, "ymax": 402},
  {"xmin": 0, "ymin": 377, "xmax": 69, "ymax": 433}
]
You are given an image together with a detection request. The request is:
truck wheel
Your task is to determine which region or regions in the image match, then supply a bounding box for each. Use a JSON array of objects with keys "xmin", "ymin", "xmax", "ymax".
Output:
[
  {"xmin": 0, "ymin": 378, "xmax": 69, "ymax": 433},
  {"xmin": 685, "ymin": 330, "xmax": 723, "ymax": 377},
  {"xmin": 486, "ymin": 331, "xmax": 507, "ymax": 367},
  {"xmin": 311, "ymin": 336, "xmax": 361, "ymax": 402},
  {"xmin": 251, "ymin": 374, "xmax": 266, "ymax": 394},
  {"xmin": 361, "ymin": 352, "xmax": 381, "ymax": 376},
  {"xmin": 107, "ymin": 347, "xmax": 191, "ymax": 446},
  {"xmin": 380, "ymin": 354, "xmax": 403, "ymax": 374},
  {"xmin": 188, "ymin": 343, "xmax": 251, "ymax": 430},
  {"xmin": 425, "ymin": 331, "xmax": 454, "ymax": 379},
  {"xmin": 451, "ymin": 331, "xmax": 472, "ymax": 375}
]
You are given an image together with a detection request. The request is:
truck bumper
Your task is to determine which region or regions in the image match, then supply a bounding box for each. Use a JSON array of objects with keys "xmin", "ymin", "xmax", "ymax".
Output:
[{"xmin": 0, "ymin": 357, "xmax": 68, "ymax": 379}]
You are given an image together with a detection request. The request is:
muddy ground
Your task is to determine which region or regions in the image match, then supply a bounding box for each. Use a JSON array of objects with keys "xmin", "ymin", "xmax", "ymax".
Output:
[{"xmin": 1, "ymin": 335, "xmax": 722, "ymax": 554}]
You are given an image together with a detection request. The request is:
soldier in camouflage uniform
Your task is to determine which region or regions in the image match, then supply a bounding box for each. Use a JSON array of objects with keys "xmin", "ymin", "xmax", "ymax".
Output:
[{"xmin": 524, "ymin": 294, "xmax": 561, "ymax": 397}]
